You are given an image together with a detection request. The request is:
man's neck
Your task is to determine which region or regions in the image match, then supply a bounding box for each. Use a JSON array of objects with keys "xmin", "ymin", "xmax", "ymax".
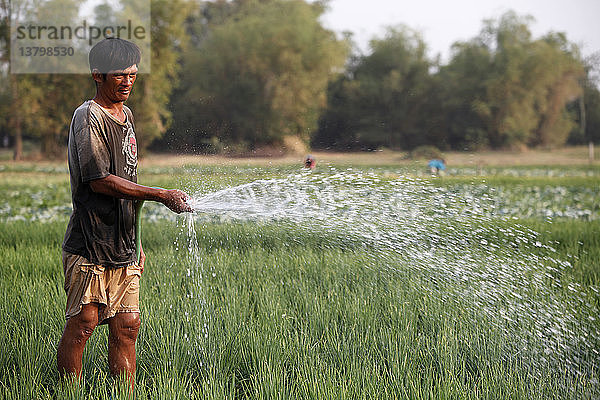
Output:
[{"xmin": 92, "ymin": 94, "xmax": 126, "ymax": 123}]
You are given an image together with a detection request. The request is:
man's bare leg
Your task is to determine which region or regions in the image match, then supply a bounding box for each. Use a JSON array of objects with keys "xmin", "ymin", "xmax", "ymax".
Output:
[
  {"xmin": 57, "ymin": 303, "xmax": 100, "ymax": 378},
  {"xmin": 107, "ymin": 312, "xmax": 141, "ymax": 388}
]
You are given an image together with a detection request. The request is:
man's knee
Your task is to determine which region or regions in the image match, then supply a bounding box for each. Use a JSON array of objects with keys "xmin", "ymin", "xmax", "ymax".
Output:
[
  {"xmin": 65, "ymin": 304, "xmax": 99, "ymax": 343},
  {"xmin": 109, "ymin": 313, "xmax": 141, "ymax": 345}
]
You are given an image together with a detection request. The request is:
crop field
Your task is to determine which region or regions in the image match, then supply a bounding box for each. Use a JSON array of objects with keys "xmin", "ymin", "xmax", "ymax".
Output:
[{"xmin": 0, "ymin": 159, "xmax": 599, "ymax": 399}]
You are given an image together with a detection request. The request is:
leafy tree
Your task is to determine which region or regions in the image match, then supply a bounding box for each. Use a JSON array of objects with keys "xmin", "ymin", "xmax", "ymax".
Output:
[
  {"xmin": 26, "ymin": 74, "xmax": 92, "ymax": 158},
  {"xmin": 314, "ymin": 26, "xmax": 435, "ymax": 150},
  {"xmin": 529, "ymin": 33, "xmax": 583, "ymax": 147},
  {"xmin": 440, "ymin": 12, "xmax": 584, "ymax": 150},
  {"xmin": 568, "ymin": 53, "xmax": 600, "ymax": 145},
  {"xmin": 583, "ymin": 85, "xmax": 600, "ymax": 144},
  {"xmin": 0, "ymin": 0, "xmax": 90, "ymax": 159},
  {"xmin": 471, "ymin": 12, "xmax": 583, "ymax": 148},
  {"xmin": 436, "ymin": 40, "xmax": 493, "ymax": 150},
  {"xmin": 0, "ymin": 0, "xmax": 192, "ymax": 158},
  {"xmin": 170, "ymin": 0, "xmax": 347, "ymax": 152},
  {"xmin": 120, "ymin": 0, "xmax": 193, "ymax": 153},
  {"xmin": 0, "ymin": 0, "xmax": 23, "ymax": 159}
]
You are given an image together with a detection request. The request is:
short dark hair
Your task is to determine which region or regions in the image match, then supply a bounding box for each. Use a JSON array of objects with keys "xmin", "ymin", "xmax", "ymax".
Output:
[{"xmin": 89, "ymin": 38, "xmax": 141, "ymax": 74}]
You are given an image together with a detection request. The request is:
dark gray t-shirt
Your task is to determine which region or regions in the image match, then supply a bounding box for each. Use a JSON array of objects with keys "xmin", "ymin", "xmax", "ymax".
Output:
[{"xmin": 63, "ymin": 100, "xmax": 139, "ymax": 267}]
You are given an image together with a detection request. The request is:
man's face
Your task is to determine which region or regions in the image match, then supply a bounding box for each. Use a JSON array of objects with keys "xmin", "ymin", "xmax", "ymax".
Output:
[{"xmin": 94, "ymin": 64, "xmax": 138, "ymax": 103}]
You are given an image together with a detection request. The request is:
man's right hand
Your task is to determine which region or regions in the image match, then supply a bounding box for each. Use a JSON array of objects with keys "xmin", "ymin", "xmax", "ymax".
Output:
[
  {"xmin": 89, "ymin": 174, "xmax": 193, "ymax": 213},
  {"xmin": 161, "ymin": 189, "xmax": 193, "ymax": 214}
]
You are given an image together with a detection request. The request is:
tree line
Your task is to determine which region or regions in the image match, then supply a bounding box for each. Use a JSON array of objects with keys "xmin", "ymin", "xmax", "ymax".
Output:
[{"xmin": 1, "ymin": 0, "xmax": 599, "ymax": 160}]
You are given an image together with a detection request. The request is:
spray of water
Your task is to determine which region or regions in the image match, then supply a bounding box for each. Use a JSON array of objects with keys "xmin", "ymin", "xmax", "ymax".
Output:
[{"xmin": 180, "ymin": 168, "xmax": 598, "ymax": 385}]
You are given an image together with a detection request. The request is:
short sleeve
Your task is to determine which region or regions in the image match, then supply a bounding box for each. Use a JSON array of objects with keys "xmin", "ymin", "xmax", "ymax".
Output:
[{"xmin": 73, "ymin": 110, "xmax": 111, "ymax": 182}]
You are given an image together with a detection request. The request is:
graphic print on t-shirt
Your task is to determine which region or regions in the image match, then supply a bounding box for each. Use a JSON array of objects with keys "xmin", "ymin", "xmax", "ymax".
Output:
[{"xmin": 121, "ymin": 126, "xmax": 138, "ymax": 177}]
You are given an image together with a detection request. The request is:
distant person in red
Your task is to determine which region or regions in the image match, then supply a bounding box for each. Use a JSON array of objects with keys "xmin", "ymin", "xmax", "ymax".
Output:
[
  {"xmin": 57, "ymin": 38, "xmax": 192, "ymax": 388},
  {"xmin": 304, "ymin": 154, "xmax": 316, "ymax": 169}
]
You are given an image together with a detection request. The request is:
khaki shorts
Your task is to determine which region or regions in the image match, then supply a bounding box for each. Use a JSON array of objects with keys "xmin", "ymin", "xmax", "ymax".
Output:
[{"xmin": 62, "ymin": 251, "xmax": 141, "ymax": 324}]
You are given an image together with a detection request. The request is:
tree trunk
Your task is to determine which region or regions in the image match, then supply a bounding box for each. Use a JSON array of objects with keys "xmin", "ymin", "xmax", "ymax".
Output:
[
  {"xmin": 41, "ymin": 132, "xmax": 63, "ymax": 159},
  {"xmin": 12, "ymin": 119, "xmax": 22, "ymax": 161},
  {"xmin": 580, "ymin": 93, "xmax": 586, "ymax": 140},
  {"xmin": 10, "ymin": 75, "xmax": 23, "ymax": 161}
]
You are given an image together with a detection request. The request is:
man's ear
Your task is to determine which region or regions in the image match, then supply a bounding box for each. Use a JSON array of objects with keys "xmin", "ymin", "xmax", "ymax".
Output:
[{"xmin": 91, "ymin": 69, "xmax": 104, "ymax": 84}]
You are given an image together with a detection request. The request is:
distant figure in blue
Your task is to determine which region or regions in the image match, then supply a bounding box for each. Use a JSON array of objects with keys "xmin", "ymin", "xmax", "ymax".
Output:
[{"xmin": 428, "ymin": 159, "xmax": 446, "ymax": 176}]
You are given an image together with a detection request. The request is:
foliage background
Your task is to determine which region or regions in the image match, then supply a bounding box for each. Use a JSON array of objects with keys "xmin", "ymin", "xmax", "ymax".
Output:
[{"xmin": 0, "ymin": 0, "xmax": 599, "ymax": 159}]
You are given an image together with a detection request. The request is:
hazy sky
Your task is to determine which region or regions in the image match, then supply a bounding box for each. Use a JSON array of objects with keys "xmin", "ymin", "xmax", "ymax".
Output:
[{"xmin": 318, "ymin": 0, "xmax": 600, "ymax": 61}]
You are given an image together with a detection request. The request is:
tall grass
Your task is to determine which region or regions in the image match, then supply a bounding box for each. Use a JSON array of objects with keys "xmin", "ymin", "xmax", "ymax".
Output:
[
  {"xmin": 0, "ymin": 165, "xmax": 598, "ymax": 399},
  {"xmin": 0, "ymin": 217, "xmax": 597, "ymax": 399}
]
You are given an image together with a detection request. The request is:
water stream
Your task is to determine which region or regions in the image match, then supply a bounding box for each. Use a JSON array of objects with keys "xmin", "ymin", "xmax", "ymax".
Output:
[{"xmin": 180, "ymin": 169, "xmax": 598, "ymax": 385}]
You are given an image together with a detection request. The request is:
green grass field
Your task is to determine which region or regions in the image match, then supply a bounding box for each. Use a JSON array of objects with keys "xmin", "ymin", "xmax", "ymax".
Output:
[{"xmin": 0, "ymin": 160, "xmax": 599, "ymax": 399}]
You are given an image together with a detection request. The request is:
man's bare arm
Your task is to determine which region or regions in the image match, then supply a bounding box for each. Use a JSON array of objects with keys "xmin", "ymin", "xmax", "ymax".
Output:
[{"xmin": 89, "ymin": 174, "xmax": 193, "ymax": 214}]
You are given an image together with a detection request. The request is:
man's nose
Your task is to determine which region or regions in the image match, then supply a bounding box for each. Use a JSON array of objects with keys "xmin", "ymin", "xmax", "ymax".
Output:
[{"xmin": 124, "ymin": 74, "xmax": 135, "ymax": 85}]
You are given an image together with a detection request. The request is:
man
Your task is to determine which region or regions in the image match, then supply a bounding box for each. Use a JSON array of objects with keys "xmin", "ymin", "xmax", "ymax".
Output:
[{"xmin": 57, "ymin": 37, "xmax": 192, "ymax": 386}]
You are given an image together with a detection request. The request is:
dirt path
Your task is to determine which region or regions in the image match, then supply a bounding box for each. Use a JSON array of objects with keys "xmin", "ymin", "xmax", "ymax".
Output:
[
  {"xmin": 139, "ymin": 146, "xmax": 598, "ymax": 168},
  {"xmin": 2, "ymin": 146, "xmax": 597, "ymax": 169}
]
